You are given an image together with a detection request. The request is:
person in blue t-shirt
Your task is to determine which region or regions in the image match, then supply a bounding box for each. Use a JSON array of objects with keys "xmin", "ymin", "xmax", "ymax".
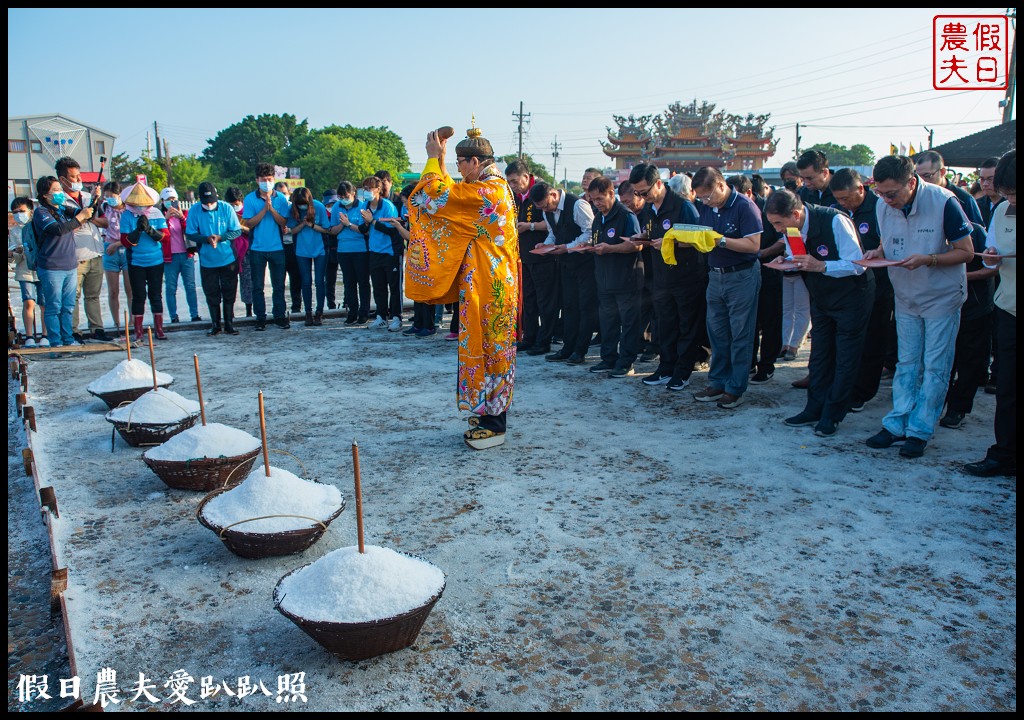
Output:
[
  {"xmin": 120, "ymin": 181, "xmax": 171, "ymax": 342},
  {"xmin": 359, "ymin": 176, "xmax": 403, "ymax": 331},
  {"xmin": 327, "ymin": 181, "xmax": 371, "ymax": 325},
  {"xmin": 186, "ymin": 182, "xmax": 243, "ymax": 336},
  {"xmin": 241, "ymin": 163, "xmax": 291, "ymax": 330},
  {"xmin": 284, "ymin": 187, "xmax": 330, "ymax": 325}
]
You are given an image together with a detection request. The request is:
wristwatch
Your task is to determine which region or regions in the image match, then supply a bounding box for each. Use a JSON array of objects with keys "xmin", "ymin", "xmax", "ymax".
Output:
[{"xmin": 718, "ymin": 236, "xmax": 728, "ymax": 248}]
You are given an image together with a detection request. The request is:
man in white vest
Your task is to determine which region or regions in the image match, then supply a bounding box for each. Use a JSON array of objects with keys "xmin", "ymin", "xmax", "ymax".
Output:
[{"xmin": 862, "ymin": 155, "xmax": 973, "ymax": 459}]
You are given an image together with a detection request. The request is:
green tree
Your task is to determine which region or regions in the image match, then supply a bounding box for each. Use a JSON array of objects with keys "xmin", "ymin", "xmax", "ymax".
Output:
[
  {"xmin": 108, "ymin": 152, "xmax": 145, "ymax": 186},
  {"xmin": 202, "ymin": 114, "xmax": 309, "ymax": 187},
  {"xmin": 281, "ymin": 124, "xmax": 410, "ymax": 187},
  {"xmin": 499, "ymin": 153, "xmax": 554, "ymax": 185},
  {"xmin": 289, "ymin": 134, "xmax": 384, "ymax": 197},
  {"xmin": 804, "ymin": 142, "xmax": 875, "ymax": 167},
  {"xmin": 166, "ymin": 155, "xmax": 210, "ymax": 196}
]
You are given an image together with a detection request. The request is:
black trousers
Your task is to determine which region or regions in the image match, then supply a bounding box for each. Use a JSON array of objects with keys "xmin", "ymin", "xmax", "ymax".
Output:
[
  {"xmin": 752, "ymin": 265, "xmax": 783, "ymax": 375},
  {"xmin": 597, "ymin": 286, "xmax": 642, "ymax": 367},
  {"xmin": 945, "ymin": 311, "xmax": 992, "ymax": 414},
  {"xmin": 283, "ymin": 241, "xmax": 303, "ymax": 311},
  {"xmin": 560, "ymin": 257, "xmax": 598, "ymax": 356},
  {"xmin": 804, "ymin": 282, "xmax": 874, "ymax": 423},
  {"xmin": 200, "ymin": 262, "xmax": 239, "ymax": 324},
  {"xmin": 325, "ymin": 244, "xmax": 340, "ymax": 306},
  {"xmin": 367, "ymin": 251, "xmax": 401, "ymax": 319},
  {"xmin": 129, "ymin": 263, "xmax": 164, "ymax": 315},
  {"xmin": 339, "ymin": 251, "xmax": 370, "ymax": 320},
  {"xmin": 521, "ymin": 260, "xmax": 559, "ymax": 348},
  {"xmin": 987, "ymin": 307, "xmax": 1016, "ymax": 464},
  {"xmin": 412, "ymin": 302, "xmax": 435, "ymax": 330},
  {"xmin": 652, "ymin": 273, "xmax": 707, "ymax": 380},
  {"xmin": 640, "ymin": 247, "xmax": 657, "ymax": 352},
  {"xmin": 851, "ymin": 275, "xmax": 895, "ymax": 404}
]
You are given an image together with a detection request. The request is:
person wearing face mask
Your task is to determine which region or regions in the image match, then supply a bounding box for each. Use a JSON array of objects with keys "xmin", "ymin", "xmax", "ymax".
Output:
[
  {"xmin": 89, "ymin": 181, "xmax": 132, "ymax": 335},
  {"xmin": 328, "ymin": 181, "xmax": 371, "ymax": 324},
  {"xmin": 186, "ymin": 182, "xmax": 243, "ymax": 336},
  {"xmin": 275, "ymin": 180, "xmax": 304, "ymax": 314},
  {"xmin": 241, "ymin": 163, "xmax": 291, "ymax": 330},
  {"xmin": 120, "ymin": 181, "xmax": 171, "ymax": 342},
  {"xmin": 224, "ymin": 187, "xmax": 253, "ymax": 318},
  {"xmin": 405, "ymin": 123, "xmax": 520, "ymax": 450},
  {"xmin": 359, "ymin": 177, "xmax": 403, "ymax": 331},
  {"xmin": 283, "ymin": 187, "xmax": 329, "ymax": 326},
  {"xmin": 54, "ymin": 156, "xmax": 109, "ymax": 342},
  {"xmin": 159, "ymin": 187, "xmax": 201, "ymax": 324},
  {"xmin": 322, "ymin": 188, "xmax": 341, "ymax": 311},
  {"xmin": 8, "ymin": 197, "xmax": 48, "ymax": 347},
  {"xmin": 31, "ymin": 175, "xmax": 95, "ymax": 348}
]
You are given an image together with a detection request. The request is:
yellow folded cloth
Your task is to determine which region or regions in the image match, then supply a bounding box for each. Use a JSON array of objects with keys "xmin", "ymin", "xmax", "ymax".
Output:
[{"xmin": 661, "ymin": 226, "xmax": 723, "ymax": 264}]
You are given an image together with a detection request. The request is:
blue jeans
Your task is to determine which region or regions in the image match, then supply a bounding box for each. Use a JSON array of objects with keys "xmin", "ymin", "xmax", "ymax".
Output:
[
  {"xmin": 297, "ymin": 254, "xmax": 327, "ymax": 314},
  {"xmin": 36, "ymin": 268, "xmax": 77, "ymax": 346},
  {"xmin": 164, "ymin": 252, "xmax": 199, "ymax": 319},
  {"xmin": 706, "ymin": 264, "xmax": 761, "ymax": 396},
  {"xmin": 883, "ymin": 311, "xmax": 960, "ymax": 441},
  {"xmin": 249, "ymin": 249, "xmax": 287, "ymax": 321}
]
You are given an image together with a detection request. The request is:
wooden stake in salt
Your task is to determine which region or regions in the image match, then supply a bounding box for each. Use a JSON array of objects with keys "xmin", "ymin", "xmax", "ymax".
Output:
[
  {"xmin": 352, "ymin": 439, "xmax": 365, "ymax": 554},
  {"xmin": 147, "ymin": 329, "xmax": 156, "ymax": 391},
  {"xmin": 258, "ymin": 391, "xmax": 271, "ymax": 477},
  {"xmin": 193, "ymin": 354, "xmax": 206, "ymax": 426},
  {"xmin": 124, "ymin": 309, "xmax": 131, "ymax": 360}
]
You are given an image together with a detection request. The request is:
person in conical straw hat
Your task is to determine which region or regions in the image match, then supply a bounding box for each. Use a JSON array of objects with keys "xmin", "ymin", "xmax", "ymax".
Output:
[
  {"xmin": 405, "ymin": 119, "xmax": 521, "ymax": 450},
  {"xmin": 119, "ymin": 180, "xmax": 171, "ymax": 341}
]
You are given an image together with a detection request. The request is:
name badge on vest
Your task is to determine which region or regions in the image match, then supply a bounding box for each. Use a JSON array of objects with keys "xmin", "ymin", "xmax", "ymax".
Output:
[
  {"xmin": 858, "ymin": 222, "xmax": 869, "ymax": 235},
  {"xmin": 607, "ymin": 228, "xmax": 615, "ymax": 238},
  {"xmin": 662, "ymin": 219, "xmax": 671, "ymax": 230},
  {"xmin": 817, "ymin": 244, "xmax": 829, "ymax": 257}
]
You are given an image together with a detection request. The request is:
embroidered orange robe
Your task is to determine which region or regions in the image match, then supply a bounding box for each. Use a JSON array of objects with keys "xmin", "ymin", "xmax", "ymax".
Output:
[{"xmin": 405, "ymin": 158, "xmax": 520, "ymax": 416}]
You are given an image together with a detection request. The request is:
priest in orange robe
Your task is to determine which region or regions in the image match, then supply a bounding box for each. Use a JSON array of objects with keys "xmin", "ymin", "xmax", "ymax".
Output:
[{"xmin": 405, "ymin": 124, "xmax": 520, "ymax": 450}]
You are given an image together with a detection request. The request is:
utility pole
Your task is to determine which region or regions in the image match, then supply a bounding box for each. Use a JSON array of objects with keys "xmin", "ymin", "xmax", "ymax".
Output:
[
  {"xmin": 154, "ymin": 121, "xmax": 162, "ymax": 162},
  {"xmin": 511, "ymin": 101, "xmax": 530, "ymax": 159},
  {"xmin": 163, "ymin": 138, "xmax": 173, "ymax": 187},
  {"xmin": 551, "ymin": 136, "xmax": 561, "ymax": 183},
  {"xmin": 1002, "ymin": 7, "xmax": 1016, "ymax": 123},
  {"xmin": 923, "ymin": 126, "xmax": 934, "ymax": 149},
  {"xmin": 145, "ymin": 131, "xmax": 151, "ymax": 159},
  {"xmin": 795, "ymin": 123, "xmax": 801, "ymax": 158}
]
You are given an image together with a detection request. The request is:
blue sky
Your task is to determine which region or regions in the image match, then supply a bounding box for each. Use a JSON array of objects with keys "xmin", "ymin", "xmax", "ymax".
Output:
[{"xmin": 8, "ymin": 8, "xmax": 1014, "ymax": 177}]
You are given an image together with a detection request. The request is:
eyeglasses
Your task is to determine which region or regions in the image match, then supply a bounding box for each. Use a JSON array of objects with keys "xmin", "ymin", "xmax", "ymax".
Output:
[
  {"xmin": 635, "ymin": 182, "xmax": 658, "ymax": 198},
  {"xmin": 878, "ymin": 188, "xmax": 905, "ymax": 201},
  {"xmin": 696, "ymin": 188, "xmax": 717, "ymax": 203},
  {"xmin": 917, "ymin": 169, "xmax": 943, "ymax": 182}
]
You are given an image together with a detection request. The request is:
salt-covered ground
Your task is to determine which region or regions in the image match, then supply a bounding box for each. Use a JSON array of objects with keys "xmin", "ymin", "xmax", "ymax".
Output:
[{"xmin": 10, "ymin": 318, "xmax": 1017, "ymax": 711}]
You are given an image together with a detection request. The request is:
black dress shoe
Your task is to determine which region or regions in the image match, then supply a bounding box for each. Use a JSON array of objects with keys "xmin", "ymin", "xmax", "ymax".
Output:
[
  {"xmin": 92, "ymin": 329, "xmax": 111, "ymax": 342},
  {"xmin": 565, "ymin": 353, "xmax": 585, "ymax": 365},
  {"xmin": 545, "ymin": 351, "xmax": 570, "ymax": 362},
  {"xmin": 526, "ymin": 345, "xmax": 551, "ymax": 356},
  {"xmin": 223, "ymin": 325, "xmax": 239, "ymax": 335},
  {"xmin": 866, "ymin": 428, "xmax": 905, "ymax": 448},
  {"xmin": 255, "ymin": 321, "xmax": 267, "ymax": 331},
  {"xmin": 276, "ymin": 319, "xmax": 291, "ymax": 329},
  {"xmin": 207, "ymin": 326, "xmax": 222, "ymax": 336},
  {"xmin": 963, "ymin": 457, "xmax": 1016, "ymax": 477},
  {"xmin": 899, "ymin": 437, "xmax": 927, "ymax": 458}
]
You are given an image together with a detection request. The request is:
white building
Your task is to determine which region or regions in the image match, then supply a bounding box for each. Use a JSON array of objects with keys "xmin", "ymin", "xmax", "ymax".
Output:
[{"xmin": 8, "ymin": 113, "xmax": 116, "ymax": 199}]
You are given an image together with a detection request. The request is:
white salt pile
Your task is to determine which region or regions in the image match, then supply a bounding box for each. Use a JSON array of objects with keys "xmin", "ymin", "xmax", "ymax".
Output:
[
  {"xmin": 277, "ymin": 545, "xmax": 445, "ymax": 623},
  {"xmin": 105, "ymin": 388, "xmax": 200, "ymax": 424},
  {"xmin": 88, "ymin": 359, "xmax": 173, "ymax": 393},
  {"xmin": 200, "ymin": 465, "xmax": 343, "ymax": 534},
  {"xmin": 143, "ymin": 423, "xmax": 261, "ymax": 462}
]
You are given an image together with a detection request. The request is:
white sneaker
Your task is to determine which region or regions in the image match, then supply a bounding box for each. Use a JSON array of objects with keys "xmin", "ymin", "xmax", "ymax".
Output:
[
  {"xmin": 38, "ymin": 337, "xmax": 51, "ymax": 347},
  {"xmin": 23, "ymin": 338, "xmax": 37, "ymax": 348},
  {"xmin": 388, "ymin": 317, "xmax": 402, "ymax": 332},
  {"xmin": 368, "ymin": 316, "xmax": 388, "ymax": 330}
]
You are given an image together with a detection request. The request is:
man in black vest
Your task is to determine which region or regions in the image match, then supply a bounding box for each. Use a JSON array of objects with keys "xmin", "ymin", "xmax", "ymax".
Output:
[
  {"xmin": 914, "ymin": 151, "xmax": 983, "ymax": 225},
  {"xmin": 830, "ymin": 168, "xmax": 895, "ymax": 413},
  {"xmin": 976, "ymin": 157, "xmax": 1005, "ymax": 227},
  {"xmin": 586, "ymin": 176, "xmax": 643, "ymax": 377},
  {"xmin": 796, "ymin": 150, "xmax": 838, "ymax": 208},
  {"xmin": 766, "ymin": 190, "xmax": 875, "ymax": 437},
  {"xmin": 629, "ymin": 163, "xmax": 708, "ymax": 391},
  {"xmin": 619, "ymin": 180, "xmax": 658, "ymax": 362},
  {"xmin": 528, "ymin": 181, "xmax": 596, "ymax": 365},
  {"xmin": 506, "ymin": 161, "xmax": 555, "ymax": 355}
]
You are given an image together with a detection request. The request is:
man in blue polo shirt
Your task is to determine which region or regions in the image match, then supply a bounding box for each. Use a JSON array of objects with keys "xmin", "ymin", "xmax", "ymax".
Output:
[
  {"xmin": 242, "ymin": 162, "xmax": 291, "ymax": 330},
  {"xmin": 690, "ymin": 167, "xmax": 763, "ymax": 409}
]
